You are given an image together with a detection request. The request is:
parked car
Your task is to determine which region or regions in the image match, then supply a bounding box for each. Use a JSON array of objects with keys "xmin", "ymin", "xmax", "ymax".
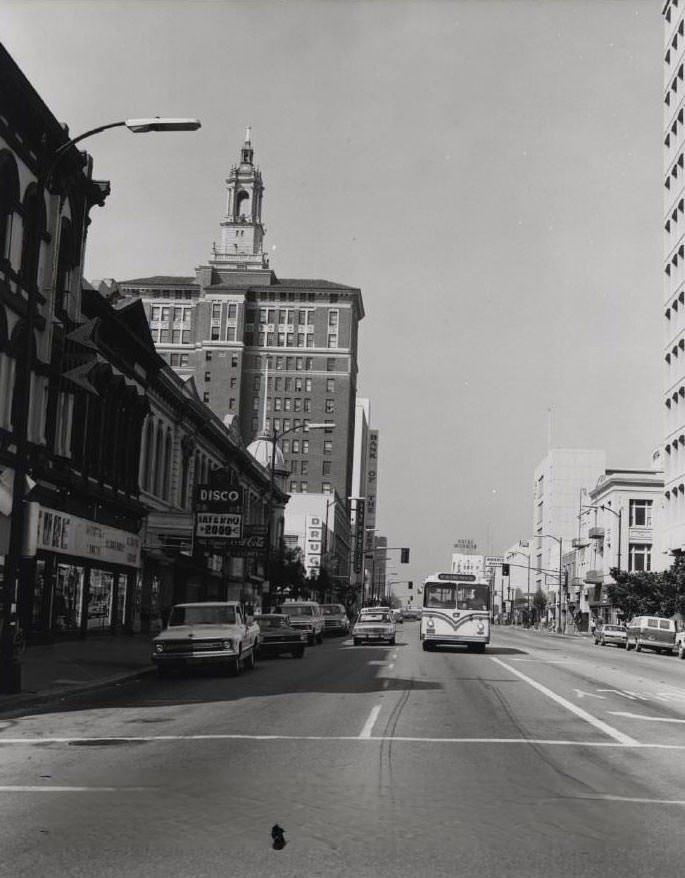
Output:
[
  {"xmin": 402, "ymin": 607, "xmax": 420, "ymax": 621},
  {"xmin": 280, "ymin": 600, "xmax": 324, "ymax": 644},
  {"xmin": 152, "ymin": 601, "xmax": 259, "ymax": 676},
  {"xmin": 255, "ymin": 614, "xmax": 307, "ymax": 658},
  {"xmin": 352, "ymin": 608, "xmax": 396, "ymax": 645},
  {"xmin": 625, "ymin": 616, "xmax": 677, "ymax": 655},
  {"xmin": 391, "ymin": 609, "xmax": 404, "ymax": 624},
  {"xmin": 594, "ymin": 622, "xmax": 627, "ymax": 648},
  {"xmin": 320, "ymin": 603, "xmax": 350, "ymax": 636}
]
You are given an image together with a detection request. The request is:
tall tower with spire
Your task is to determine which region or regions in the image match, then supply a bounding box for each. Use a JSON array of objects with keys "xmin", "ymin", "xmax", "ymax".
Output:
[{"xmin": 210, "ymin": 126, "xmax": 269, "ymax": 272}]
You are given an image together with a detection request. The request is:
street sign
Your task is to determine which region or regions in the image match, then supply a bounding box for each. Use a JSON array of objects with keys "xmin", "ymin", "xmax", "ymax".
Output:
[{"xmin": 195, "ymin": 512, "xmax": 242, "ymax": 539}]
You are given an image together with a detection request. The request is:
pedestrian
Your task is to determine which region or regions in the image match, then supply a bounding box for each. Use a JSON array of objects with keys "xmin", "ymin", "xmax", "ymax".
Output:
[{"xmin": 589, "ymin": 616, "xmax": 596, "ymax": 635}]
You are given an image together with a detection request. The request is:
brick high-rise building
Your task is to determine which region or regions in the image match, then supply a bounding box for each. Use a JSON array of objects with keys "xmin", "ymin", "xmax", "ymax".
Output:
[{"xmin": 109, "ymin": 129, "xmax": 364, "ymax": 505}]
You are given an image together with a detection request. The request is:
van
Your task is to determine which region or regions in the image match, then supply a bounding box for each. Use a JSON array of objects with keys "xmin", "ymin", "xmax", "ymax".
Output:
[
  {"xmin": 625, "ymin": 616, "xmax": 677, "ymax": 655},
  {"xmin": 281, "ymin": 600, "xmax": 324, "ymax": 644}
]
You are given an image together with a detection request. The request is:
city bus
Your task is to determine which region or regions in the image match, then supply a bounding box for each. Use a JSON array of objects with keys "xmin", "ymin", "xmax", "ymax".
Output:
[{"xmin": 420, "ymin": 572, "xmax": 491, "ymax": 652}]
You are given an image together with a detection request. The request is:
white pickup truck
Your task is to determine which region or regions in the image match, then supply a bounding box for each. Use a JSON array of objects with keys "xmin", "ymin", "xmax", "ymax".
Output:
[{"xmin": 152, "ymin": 601, "xmax": 260, "ymax": 677}]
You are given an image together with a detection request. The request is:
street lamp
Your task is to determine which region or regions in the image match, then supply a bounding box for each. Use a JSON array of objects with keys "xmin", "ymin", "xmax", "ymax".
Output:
[
  {"xmin": 263, "ymin": 422, "xmax": 334, "ymax": 612},
  {"xmin": 525, "ymin": 534, "xmax": 564, "ymax": 633},
  {"xmin": 1, "ymin": 116, "xmax": 201, "ymax": 694},
  {"xmin": 505, "ymin": 547, "xmax": 532, "ymax": 625}
]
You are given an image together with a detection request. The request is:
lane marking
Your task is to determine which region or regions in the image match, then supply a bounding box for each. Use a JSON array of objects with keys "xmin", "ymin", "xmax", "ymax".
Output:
[
  {"xmin": 573, "ymin": 689, "xmax": 606, "ymax": 700},
  {"xmin": 0, "ymin": 734, "xmax": 683, "ymax": 749},
  {"xmin": 0, "ymin": 786, "xmax": 148, "ymax": 793},
  {"xmin": 489, "ymin": 656, "xmax": 639, "ymax": 746},
  {"xmin": 578, "ymin": 795, "xmax": 685, "ymax": 805},
  {"xmin": 359, "ymin": 705, "xmax": 382, "ymax": 738},
  {"xmin": 609, "ymin": 711, "xmax": 685, "ymax": 724}
]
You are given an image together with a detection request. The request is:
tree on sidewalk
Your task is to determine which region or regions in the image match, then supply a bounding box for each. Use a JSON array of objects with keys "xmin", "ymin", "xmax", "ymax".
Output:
[
  {"xmin": 606, "ymin": 555, "xmax": 685, "ymax": 620},
  {"xmin": 531, "ymin": 588, "xmax": 547, "ymax": 625}
]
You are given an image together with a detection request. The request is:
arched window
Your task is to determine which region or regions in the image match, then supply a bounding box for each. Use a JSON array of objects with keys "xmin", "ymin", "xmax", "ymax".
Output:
[
  {"xmin": 162, "ymin": 428, "xmax": 172, "ymax": 501},
  {"xmin": 153, "ymin": 421, "xmax": 164, "ymax": 497},
  {"xmin": 0, "ymin": 151, "xmax": 19, "ymax": 264},
  {"xmin": 20, "ymin": 183, "xmax": 46, "ymax": 288},
  {"xmin": 140, "ymin": 416, "xmax": 154, "ymax": 492},
  {"xmin": 55, "ymin": 217, "xmax": 77, "ymax": 315},
  {"xmin": 236, "ymin": 189, "xmax": 251, "ymax": 220}
]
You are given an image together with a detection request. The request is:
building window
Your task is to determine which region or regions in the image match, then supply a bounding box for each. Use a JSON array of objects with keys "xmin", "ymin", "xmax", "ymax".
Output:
[
  {"xmin": 306, "ymin": 358, "xmax": 313, "ymax": 370},
  {"xmin": 326, "ymin": 378, "xmax": 335, "ymax": 393},
  {"xmin": 328, "ymin": 309, "xmax": 339, "ymax": 327},
  {"xmin": 229, "ymin": 398, "xmax": 235, "ymax": 409},
  {"xmin": 323, "ymin": 440, "xmax": 332, "ymax": 455},
  {"xmin": 301, "ymin": 461, "xmax": 308, "ymax": 475},
  {"xmin": 304, "ymin": 399, "xmax": 311, "ymax": 413},
  {"xmin": 326, "ymin": 358, "xmax": 336, "ymax": 371},
  {"xmin": 211, "ymin": 326, "xmax": 220, "ymax": 340},
  {"xmin": 290, "ymin": 461, "xmax": 298, "ymax": 475},
  {"xmin": 302, "ymin": 440, "xmax": 309, "ymax": 454},
  {"xmin": 253, "ymin": 376, "xmax": 261, "ymax": 390},
  {"xmin": 232, "ymin": 354, "xmax": 239, "ymax": 367},
  {"xmin": 327, "ymin": 334, "xmax": 338, "ymax": 348},
  {"xmin": 276, "ymin": 357, "xmax": 284, "ymax": 370},
  {"xmin": 212, "ymin": 303, "xmax": 222, "ymax": 320},
  {"xmin": 291, "ymin": 440, "xmax": 299, "ymax": 453},
  {"xmin": 629, "ymin": 543, "xmax": 652, "ymax": 572},
  {"xmin": 300, "ymin": 482, "xmax": 308, "ymax": 493},
  {"xmin": 203, "ymin": 392, "xmax": 210, "ymax": 403},
  {"xmin": 253, "ymin": 398, "xmax": 260, "ymax": 410},
  {"xmin": 322, "ymin": 482, "xmax": 332, "ymax": 494},
  {"xmin": 284, "ymin": 398, "xmax": 292, "ymax": 411},
  {"xmin": 204, "ymin": 371, "xmax": 211, "ymax": 382},
  {"xmin": 290, "ymin": 481, "xmax": 298, "ymax": 492},
  {"xmin": 274, "ymin": 398, "xmax": 282, "ymax": 411},
  {"xmin": 206, "ymin": 351, "xmax": 213, "ymax": 362},
  {"xmin": 228, "ymin": 304, "xmax": 237, "ymax": 319},
  {"xmin": 322, "ymin": 461, "xmax": 331, "ymax": 475},
  {"xmin": 305, "ymin": 377, "xmax": 312, "ymax": 392},
  {"xmin": 325, "ymin": 399, "xmax": 334, "ymax": 414},
  {"xmin": 294, "ymin": 398, "xmax": 302, "ymax": 411},
  {"xmin": 629, "ymin": 499, "xmax": 653, "ymax": 527}
]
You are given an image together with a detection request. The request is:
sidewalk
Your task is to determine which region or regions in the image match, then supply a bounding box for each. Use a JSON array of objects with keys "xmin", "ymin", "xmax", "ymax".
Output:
[{"xmin": 0, "ymin": 633, "xmax": 156, "ymax": 714}]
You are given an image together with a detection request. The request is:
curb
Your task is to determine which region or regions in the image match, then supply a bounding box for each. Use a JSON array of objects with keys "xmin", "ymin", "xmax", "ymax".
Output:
[{"xmin": 0, "ymin": 665, "xmax": 157, "ymax": 717}]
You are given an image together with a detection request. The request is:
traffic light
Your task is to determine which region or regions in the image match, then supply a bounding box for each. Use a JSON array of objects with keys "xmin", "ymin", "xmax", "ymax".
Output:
[
  {"xmin": 408, "ymin": 581, "xmax": 413, "ymax": 590},
  {"xmin": 400, "ymin": 548, "xmax": 410, "ymax": 563},
  {"xmin": 502, "ymin": 563, "xmax": 510, "ymax": 576}
]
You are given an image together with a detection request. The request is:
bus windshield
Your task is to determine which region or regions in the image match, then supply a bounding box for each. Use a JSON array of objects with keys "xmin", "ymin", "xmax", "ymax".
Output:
[{"xmin": 424, "ymin": 583, "xmax": 490, "ymax": 611}]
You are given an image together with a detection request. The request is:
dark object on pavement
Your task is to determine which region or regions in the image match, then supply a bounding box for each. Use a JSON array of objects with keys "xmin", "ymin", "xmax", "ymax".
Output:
[{"xmin": 271, "ymin": 824, "xmax": 286, "ymax": 850}]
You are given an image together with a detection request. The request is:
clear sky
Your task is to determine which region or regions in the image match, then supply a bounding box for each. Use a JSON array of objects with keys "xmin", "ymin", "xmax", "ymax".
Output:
[{"xmin": 1, "ymin": 0, "xmax": 665, "ymax": 588}]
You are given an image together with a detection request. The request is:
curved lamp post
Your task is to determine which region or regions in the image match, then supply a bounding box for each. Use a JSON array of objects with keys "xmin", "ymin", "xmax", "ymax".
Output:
[{"xmin": 1, "ymin": 117, "xmax": 201, "ymax": 694}]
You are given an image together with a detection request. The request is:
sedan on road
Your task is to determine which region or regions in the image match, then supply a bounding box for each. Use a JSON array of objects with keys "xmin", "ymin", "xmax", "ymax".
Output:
[
  {"xmin": 320, "ymin": 603, "xmax": 350, "ymax": 636},
  {"xmin": 255, "ymin": 614, "xmax": 308, "ymax": 659},
  {"xmin": 594, "ymin": 623, "xmax": 627, "ymax": 648},
  {"xmin": 352, "ymin": 609, "xmax": 396, "ymax": 645}
]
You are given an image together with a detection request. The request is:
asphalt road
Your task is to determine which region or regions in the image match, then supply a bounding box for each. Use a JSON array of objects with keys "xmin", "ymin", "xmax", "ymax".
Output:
[{"xmin": 0, "ymin": 624, "xmax": 684, "ymax": 878}]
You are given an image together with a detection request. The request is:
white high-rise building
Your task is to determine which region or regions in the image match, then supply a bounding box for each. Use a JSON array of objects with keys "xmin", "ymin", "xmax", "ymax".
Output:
[
  {"xmin": 532, "ymin": 449, "xmax": 606, "ymax": 608},
  {"xmin": 664, "ymin": 1, "xmax": 685, "ymax": 554}
]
